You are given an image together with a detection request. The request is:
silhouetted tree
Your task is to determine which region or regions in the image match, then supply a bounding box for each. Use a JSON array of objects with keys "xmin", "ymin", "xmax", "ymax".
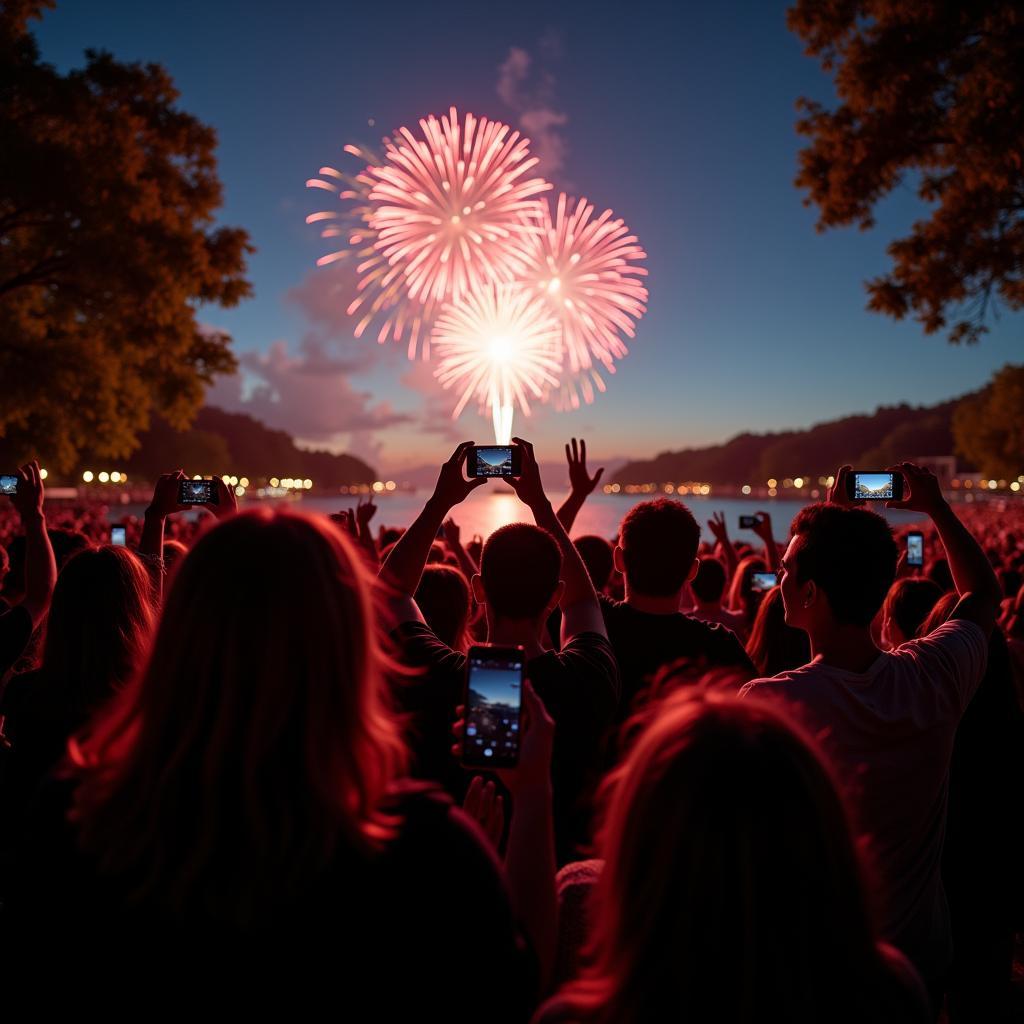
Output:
[
  {"xmin": 0, "ymin": 2, "xmax": 251, "ymax": 469},
  {"xmin": 953, "ymin": 364, "xmax": 1024, "ymax": 477},
  {"xmin": 789, "ymin": 1, "xmax": 1024, "ymax": 344}
]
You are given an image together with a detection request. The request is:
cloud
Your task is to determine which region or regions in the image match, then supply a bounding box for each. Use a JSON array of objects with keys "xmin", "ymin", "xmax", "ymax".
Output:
[
  {"xmin": 207, "ymin": 335, "xmax": 413, "ymax": 454},
  {"xmin": 497, "ymin": 39, "xmax": 569, "ymax": 178}
]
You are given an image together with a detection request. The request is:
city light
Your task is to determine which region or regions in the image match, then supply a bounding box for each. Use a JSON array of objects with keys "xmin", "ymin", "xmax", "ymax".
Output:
[
  {"xmin": 768, "ymin": 487, "xmax": 778, "ymax": 497},
  {"xmin": 270, "ymin": 478, "xmax": 279, "ymax": 487},
  {"xmin": 794, "ymin": 477, "xmax": 804, "ymax": 488},
  {"xmin": 1011, "ymin": 482, "xmax": 1021, "ymax": 492},
  {"xmin": 303, "ymin": 479, "xmax": 313, "ymax": 490},
  {"xmin": 741, "ymin": 485, "xmax": 751, "ymax": 495},
  {"xmin": 239, "ymin": 477, "xmax": 249, "ymax": 488},
  {"xmin": 110, "ymin": 471, "xmax": 121, "ymax": 482},
  {"xmin": 82, "ymin": 471, "xmax": 93, "ymax": 483},
  {"xmin": 235, "ymin": 485, "xmax": 245, "ymax": 497},
  {"xmin": 372, "ymin": 481, "xmax": 385, "ymax": 493},
  {"xmin": 385, "ymin": 480, "xmax": 397, "ymax": 491},
  {"xmin": 98, "ymin": 471, "xmax": 110, "ymax": 483},
  {"xmin": 767, "ymin": 478, "xmax": 777, "ymax": 488},
  {"xmin": 39, "ymin": 468, "xmax": 48, "ymax": 480}
]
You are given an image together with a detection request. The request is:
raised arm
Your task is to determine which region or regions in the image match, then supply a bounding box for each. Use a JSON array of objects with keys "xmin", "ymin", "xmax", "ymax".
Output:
[
  {"xmin": 708, "ymin": 511, "xmax": 739, "ymax": 581},
  {"xmin": 10, "ymin": 461, "xmax": 56, "ymax": 628},
  {"xmin": 511, "ymin": 438, "xmax": 605, "ymax": 641},
  {"xmin": 556, "ymin": 437, "xmax": 604, "ymax": 535},
  {"xmin": 751, "ymin": 511, "xmax": 779, "ymax": 571},
  {"xmin": 443, "ymin": 517, "xmax": 479, "ymax": 579},
  {"xmin": 379, "ymin": 442, "xmax": 486, "ymax": 620},
  {"xmin": 886, "ymin": 463, "xmax": 1002, "ymax": 636}
]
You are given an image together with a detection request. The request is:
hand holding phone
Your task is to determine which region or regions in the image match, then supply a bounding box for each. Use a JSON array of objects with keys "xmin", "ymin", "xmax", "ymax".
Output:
[
  {"xmin": 0, "ymin": 474, "xmax": 17, "ymax": 496},
  {"xmin": 844, "ymin": 470, "xmax": 905, "ymax": 502},
  {"xmin": 178, "ymin": 478, "xmax": 219, "ymax": 506},
  {"xmin": 110, "ymin": 524, "xmax": 127, "ymax": 547},
  {"xmin": 462, "ymin": 644, "xmax": 525, "ymax": 769},
  {"xmin": 739, "ymin": 515, "xmax": 758, "ymax": 529},
  {"xmin": 906, "ymin": 531, "xmax": 924, "ymax": 567},
  {"xmin": 750, "ymin": 571, "xmax": 778, "ymax": 593}
]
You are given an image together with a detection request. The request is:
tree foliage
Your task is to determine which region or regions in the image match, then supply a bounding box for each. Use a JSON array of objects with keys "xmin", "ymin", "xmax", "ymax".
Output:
[
  {"xmin": 0, "ymin": 2, "xmax": 251, "ymax": 469},
  {"xmin": 788, "ymin": 1, "xmax": 1024, "ymax": 344},
  {"xmin": 952, "ymin": 364, "xmax": 1024, "ymax": 477}
]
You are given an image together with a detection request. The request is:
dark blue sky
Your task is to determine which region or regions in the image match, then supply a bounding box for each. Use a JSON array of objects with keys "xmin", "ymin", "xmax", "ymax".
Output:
[{"xmin": 33, "ymin": 0, "xmax": 1020, "ymax": 471}]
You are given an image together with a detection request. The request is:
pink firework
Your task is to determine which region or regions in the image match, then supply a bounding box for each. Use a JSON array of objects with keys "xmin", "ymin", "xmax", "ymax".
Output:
[
  {"xmin": 306, "ymin": 143, "xmax": 441, "ymax": 358},
  {"xmin": 523, "ymin": 192, "xmax": 648, "ymax": 408},
  {"xmin": 367, "ymin": 107, "xmax": 552, "ymax": 308},
  {"xmin": 432, "ymin": 286, "xmax": 562, "ymax": 443}
]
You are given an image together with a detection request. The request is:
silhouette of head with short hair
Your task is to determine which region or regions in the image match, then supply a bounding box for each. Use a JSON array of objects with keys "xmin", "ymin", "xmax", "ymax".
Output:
[{"xmin": 616, "ymin": 499, "xmax": 701, "ymax": 598}]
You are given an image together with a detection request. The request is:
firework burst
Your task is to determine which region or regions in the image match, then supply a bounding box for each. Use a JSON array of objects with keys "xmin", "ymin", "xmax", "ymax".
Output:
[
  {"xmin": 523, "ymin": 192, "xmax": 648, "ymax": 408},
  {"xmin": 306, "ymin": 143, "xmax": 442, "ymax": 358},
  {"xmin": 432, "ymin": 285, "xmax": 562, "ymax": 443},
  {"xmin": 367, "ymin": 107, "xmax": 552, "ymax": 309}
]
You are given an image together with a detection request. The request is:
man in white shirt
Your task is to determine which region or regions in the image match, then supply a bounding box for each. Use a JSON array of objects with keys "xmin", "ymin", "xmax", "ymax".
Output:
[{"xmin": 740, "ymin": 462, "xmax": 1000, "ymax": 1016}]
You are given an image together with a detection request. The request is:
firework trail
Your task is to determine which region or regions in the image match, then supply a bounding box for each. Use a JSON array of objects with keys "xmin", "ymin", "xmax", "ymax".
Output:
[{"xmin": 432, "ymin": 285, "xmax": 562, "ymax": 443}]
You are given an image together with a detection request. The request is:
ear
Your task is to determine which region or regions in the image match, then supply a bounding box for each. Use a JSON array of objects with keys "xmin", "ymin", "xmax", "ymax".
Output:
[
  {"xmin": 471, "ymin": 573, "xmax": 486, "ymax": 606},
  {"xmin": 802, "ymin": 579, "xmax": 818, "ymax": 610},
  {"xmin": 613, "ymin": 545, "xmax": 625, "ymax": 574},
  {"xmin": 686, "ymin": 557, "xmax": 700, "ymax": 584}
]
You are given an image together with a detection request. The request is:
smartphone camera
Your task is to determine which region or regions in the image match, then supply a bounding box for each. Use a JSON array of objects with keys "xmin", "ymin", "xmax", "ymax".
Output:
[
  {"xmin": 750, "ymin": 571, "xmax": 778, "ymax": 593},
  {"xmin": 0, "ymin": 474, "xmax": 17, "ymax": 496},
  {"xmin": 110, "ymin": 525, "xmax": 127, "ymax": 547},
  {"xmin": 846, "ymin": 471, "xmax": 904, "ymax": 502},
  {"xmin": 178, "ymin": 479, "xmax": 219, "ymax": 505},
  {"xmin": 462, "ymin": 644, "xmax": 525, "ymax": 769},
  {"xmin": 468, "ymin": 445, "xmax": 521, "ymax": 479},
  {"xmin": 907, "ymin": 531, "xmax": 924, "ymax": 567},
  {"xmin": 739, "ymin": 515, "xmax": 759, "ymax": 529}
]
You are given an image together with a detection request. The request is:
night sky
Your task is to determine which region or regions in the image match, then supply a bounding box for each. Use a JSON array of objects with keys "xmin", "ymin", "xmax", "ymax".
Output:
[{"xmin": 33, "ymin": 0, "xmax": 1021, "ymax": 472}]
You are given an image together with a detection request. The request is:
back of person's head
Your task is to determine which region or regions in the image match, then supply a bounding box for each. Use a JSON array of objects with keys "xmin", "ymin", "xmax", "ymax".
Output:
[
  {"xmin": 919, "ymin": 590, "xmax": 960, "ymax": 637},
  {"xmin": 48, "ymin": 527, "xmax": 91, "ymax": 570},
  {"xmin": 618, "ymin": 499, "xmax": 700, "ymax": 597},
  {"xmin": 415, "ymin": 563, "xmax": 472, "ymax": 651},
  {"xmin": 427, "ymin": 541, "xmax": 447, "ymax": 564},
  {"xmin": 926, "ymin": 556, "xmax": 954, "ymax": 593},
  {"xmin": 480, "ymin": 523, "xmax": 561, "ymax": 620},
  {"xmin": 575, "ymin": 535, "xmax": 614, "ymax": 592},
  {"xmin": 71, "ymin": 509, "xmax": 407, "ymax": 925},
  {"xmin": 40, "ymin": 546, "xmax": 155, "ymax": 719},
  {"xmin": 881, "ymin": 578, "xmax": 943, "ymax": 645},
  {"xmin": 790, "ymin": 505, "xmax": 898, "ymax": 627},
  {"xmin": 691, "ymin": 556, "xmax": 727, "ymax": 605},
  {"xmin": 565, "ymin": 690, "xmax": 908, "ymax": 1023},
  {"xmin": 726, "ymin": 554, "xmax": 767, "ymax": 617},
  {"xmin": 745, "ymin": 586, "xmax": 811, "ymax": 676}
]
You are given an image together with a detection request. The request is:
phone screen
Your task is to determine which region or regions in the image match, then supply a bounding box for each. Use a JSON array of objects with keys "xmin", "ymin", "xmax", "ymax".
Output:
[
  {"xmin": 750, "ymin": 571, "xmax": 778, "ymax": 593},
  {"xmin": 739, "ymin": 515, "xmax": 758, "ymax": 529},
  {"xmin": 463, "ymin": 647, "xmax": 524, "ymax": 769},
  {"xmin": 178, "ymin": 479, "xmax": 217, "ymax": 505},
  {"xmin": 852, "ymin": 472, "xmax": 895, "ymax": 500},
  {"xmin": 471, "ymin": 446, "xmax": 519, "ymax": 478},
  {"xmin": 0, "ymin": 475, "xmax": 17, "ymax": 496},
  {"xmin": 110, "ymin": 525, "xmax": 127, "ymax": 547},
  {"xmin": 907, "ymin": 532, "xmax": 924, "ymax": 567}
]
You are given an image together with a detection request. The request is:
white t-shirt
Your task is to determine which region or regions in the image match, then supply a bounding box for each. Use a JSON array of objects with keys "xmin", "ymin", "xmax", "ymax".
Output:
[{"xmin": 739, "ymin": 619, "xmax": 988, "ymax": 981}]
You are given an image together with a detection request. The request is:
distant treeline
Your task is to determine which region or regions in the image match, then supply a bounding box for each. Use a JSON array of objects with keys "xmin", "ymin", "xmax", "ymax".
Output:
[
  {"xmin": 613, "ymin": 399, "xmax": 967, "ymax": 486},
  {"xmin": 115, "ymin": 407, "xmax": 376, "ymax": 486}
]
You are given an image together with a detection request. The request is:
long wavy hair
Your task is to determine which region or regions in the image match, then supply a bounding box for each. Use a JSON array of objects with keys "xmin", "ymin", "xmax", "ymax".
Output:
[
  {"xmin": 745, "ymin": 585, "xmax": 811, "ymax": 676},
  {"xmin": 557, "ymin": 690, "xmax": 914, "ymax": 1023},
  {"xmin": 36, "ymin": 545, "xmax": 155, "ymax": 721},
  {"xmin": 69, "ymin": 509, "xmax": 408, "ymax": 926},
  {"xmin": 726, "ymin": 555, "xmax": 767, "ymax": 625}
]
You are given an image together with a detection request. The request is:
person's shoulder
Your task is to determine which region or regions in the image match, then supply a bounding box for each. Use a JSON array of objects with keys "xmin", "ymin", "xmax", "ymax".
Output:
[
  {"xmin": 738, "ymin": 665, "xmax": 815, "ymax": 699},
  {"xmin": 911, "ymin": 617, "xmax": 986, "ymax": 650}
]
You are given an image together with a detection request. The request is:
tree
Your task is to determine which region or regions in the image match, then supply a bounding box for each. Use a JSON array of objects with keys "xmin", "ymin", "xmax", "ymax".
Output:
[
  {"xmin": 952, "ymin": 364, "xmax": 1024, "ymax": 477},
  {"xmin": 0, "ymin": 2, "xmax": 251, "ymax": 470},
  {"xmin": 788, "ymin": 1, "xmax": 1024, "ymax": 344}
]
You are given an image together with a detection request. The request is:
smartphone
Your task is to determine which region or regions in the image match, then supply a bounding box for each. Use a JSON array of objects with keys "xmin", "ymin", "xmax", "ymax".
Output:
[
  {"xmin": 750, "ymin": 572, "xmax": 778, "ymax": 593},
  {"xmin": 178, "ymin": 478, "xmax": 219, "ymax": 505},
  {"xmin": 846, "ymin": 471, "xmax": 904, "ymax": 502},
  {"xmin": 907, "ymin": 531, "xmax": 924, "ymax": 567},
  {"xmin": 0, "ymin": 474, "xmax": 17, "ymax": 496},
  {"xmin": 467, "ymin": 445, "xmax": 521, "ymax": 479},
  {"xmin": 110, "ymin": 524, "xmax": 127, "ymax": 547},
  {"xmin": 462, "ymin": 644, "xmax": 525, "ymax": 769},
  {"xmin": 739, "ymin": 515, "xmax": 759, "ymax": 529}
]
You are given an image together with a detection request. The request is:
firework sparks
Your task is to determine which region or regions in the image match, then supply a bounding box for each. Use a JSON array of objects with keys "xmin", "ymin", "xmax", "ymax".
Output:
[
  {"xmin": 306, "ymin": 143, "xmax": 441, "ymax": 358},
  {"xmin": 367, "ymin": 107, "xmax": 552, "ymax": 309},
  {"xmin": 523, "ymin": 192, "xmax": 648, "ymax": 408},
  {"xmin": 432, "ymin": 286, "xmax": 562, "ymax": 443}
]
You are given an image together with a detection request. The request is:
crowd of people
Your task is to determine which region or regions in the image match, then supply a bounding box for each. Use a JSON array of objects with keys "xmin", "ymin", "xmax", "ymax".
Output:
[{"xmin": 0, "ymin": 440, "xmax": 1022, "ymax": 1020}]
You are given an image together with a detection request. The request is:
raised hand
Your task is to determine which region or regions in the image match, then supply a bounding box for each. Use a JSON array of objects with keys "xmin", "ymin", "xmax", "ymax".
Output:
[
  {"xmin": 442, "ymin": 517, "xmax": 461, "ymax": 548},
  {"xmin": 708, "ymin": 510, "xmax": 730, "ymax": 546},
  {"xmin": 827, "ymin": 465, "xmax": 860, "ymax": 508},
  {"xmin": 565, "ymin": 437, "xmax": 604, "ymax": 497},
  {"xmin": 356, "ymin": 496, "xmax": 377, "ymax": 528},
  {"xmin": 885, "ymin": 462, "xmax": 946, "ymax": 517},
  {"xmin": 462, "ymin": 775, "xmax": 506, "ymax": 851},
  {"xmin": 210, "ymin": 476, "xmax": 238, "ymax": 519},
  {"xmin": 10, "ymin": 460, "xmax": 44, "ymax": 523},
  {"xmin": 509, "ymin": 437, "xmax": 549, "ymax": 511},
  {"xmin": 751, "ymin": 511, "xmax": 773, "ymax": 543},
  {"xmin": 146, "ymin": 471, "xmax": 188, "ymax": 520},
  {"xmin": 429, "ymin": 441, "xmax": 488, "ymax": 511}
]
